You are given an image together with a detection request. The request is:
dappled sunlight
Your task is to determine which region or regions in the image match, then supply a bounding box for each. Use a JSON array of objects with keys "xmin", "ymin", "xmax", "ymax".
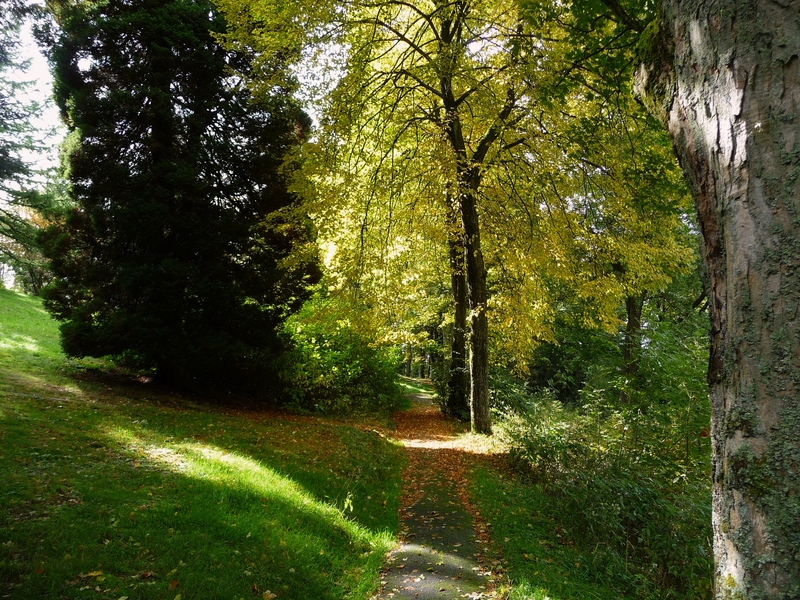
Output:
[
  {"xmin": 454, "ymin": 431, "xmax": 509, "ymax": 456},
  {"xmin": 104, "ymin": 425, "xmax": 390, "ymax": 545},
  {"xmin": 382, "ymin": 542, "xmax": 497, "ymax": 599},
  {"xmin": 379, "ymin": 389, "xmax": 502, "ymax": 599},
  {"xmin": 400, "ymin": 433, "xmax": 506, "ymax": 455},
  {"xmin": 400, "ymin": 437, "xmax": 462, "ymax": 449},
  {"xmin": 2, "ymin": 288, "xmax": 408, "ymax": 598},
  {"xmin": 143, "ymin": 445, "xmax": 189, "ymax": 471},
  {"xmin": 391, "ymin": 401, "xmax": 507, "ymax": 456},
  {"xmin": 0, "ymin": 333, "xmax": 41, "ymax": 352},
  {"xmin": 58, "ymin": 383, "xmax": 85, "ymax": 397},
  {"xmin": 399, "ymin": 543, "xmax": 486, "ymax": 573},
  {"xmin": 506, "ymin": 579, "xmax": 565, "ymax": 600},
  {"xmin": 0, "ymin": 367, "xmax": 85, "ymax": 401},
  {"xmin": 108, "ymin": 425, "xmax": 319, "ymax": 497},
  {"xmin": 180, "ymin": 443, "xmax": 320, "ymax": 508}
]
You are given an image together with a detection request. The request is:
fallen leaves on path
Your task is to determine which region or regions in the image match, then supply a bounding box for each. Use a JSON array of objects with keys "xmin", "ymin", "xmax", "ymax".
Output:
[{"xmin": 386, "ymin": 392, "xmax": 507, "ymax": 597}]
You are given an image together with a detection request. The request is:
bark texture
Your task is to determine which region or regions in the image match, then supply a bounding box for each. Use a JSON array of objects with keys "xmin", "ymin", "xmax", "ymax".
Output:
[
  {"xmin": 447, "ymin": 213, "xmax": 471, "ymax": 420},
  {"xmin": 636, "ymin": 1, "xmax": 800, "ymax": 596},
  {"xmin": 460, "ymin": 188, "xmax": 491, "ymax": 434}
]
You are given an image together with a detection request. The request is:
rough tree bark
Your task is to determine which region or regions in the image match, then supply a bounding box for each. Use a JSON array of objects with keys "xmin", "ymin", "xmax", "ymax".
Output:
[
  {"xmin": 446, "ymin": 198, "xmax": 471, "ymax": 420},
  {"xmin": 636, "ymin": 1, "xmax": 800, "ymax": 596},
  {"xmin": 460, "ymin": 184, "xmax": 491, "ymax": 434}
]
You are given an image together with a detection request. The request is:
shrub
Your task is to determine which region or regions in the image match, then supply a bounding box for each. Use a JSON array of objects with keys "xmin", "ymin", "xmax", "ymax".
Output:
[
  {"xmin": 281, "ymin": 295, "xmax": 403, "ymax": 413},
  {"xmin": 498, "ymin": 392, "xmax": 713, "ymax": 598}
]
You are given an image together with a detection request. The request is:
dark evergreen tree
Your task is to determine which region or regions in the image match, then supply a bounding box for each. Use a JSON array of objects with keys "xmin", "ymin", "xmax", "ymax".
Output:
[{"xmin": 39, "ymin": 0, "xmax": 320, "ymax": 390}]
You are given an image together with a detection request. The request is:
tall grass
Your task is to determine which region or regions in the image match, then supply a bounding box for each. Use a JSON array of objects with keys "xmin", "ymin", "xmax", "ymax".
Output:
[{"xmin": 479, "ymin": 388, "xmax": 713, "ymax": 599}]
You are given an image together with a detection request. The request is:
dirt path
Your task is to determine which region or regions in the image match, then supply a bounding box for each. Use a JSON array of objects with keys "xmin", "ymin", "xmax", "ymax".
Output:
[{"xmin": 374, "ymin": 390, "xmax": 498, "ymax": 600}]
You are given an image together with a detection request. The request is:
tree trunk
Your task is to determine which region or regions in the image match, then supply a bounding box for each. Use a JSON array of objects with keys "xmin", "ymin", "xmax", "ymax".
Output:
[
  {"xmin": 637, "ymin": 2, "xmax": 800, "ymax": 596},
  {"xmin": 447, "ymin": 196, "xmax": 471, "ymax": 420},
  {"xmin": 620, "ymin": 293, "xmax": 644, "ymax": 404},
  {"xmin": 436, "ymin": 4, "xmax": 498, "ymax": 434},
  {"xmin": 461, "ymin": 186, "xmax": 491, "ymax": 434}
]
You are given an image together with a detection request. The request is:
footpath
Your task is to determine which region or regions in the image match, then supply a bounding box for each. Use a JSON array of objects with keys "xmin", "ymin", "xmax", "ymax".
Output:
[{"xmin": 374, "ymin": 389, "xmax": 497, "ymax": 600}]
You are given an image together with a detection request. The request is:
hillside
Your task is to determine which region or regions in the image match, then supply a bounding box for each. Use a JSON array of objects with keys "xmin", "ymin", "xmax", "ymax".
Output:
[{"xmin": 0, "ymin": 289, "xmax": 404, "ymax": 599}]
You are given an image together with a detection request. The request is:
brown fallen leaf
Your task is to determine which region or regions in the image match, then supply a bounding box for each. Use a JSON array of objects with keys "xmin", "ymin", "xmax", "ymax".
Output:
[{"xmin": 168, "ymin": 579, "xmax": 178, "ymax": 590}]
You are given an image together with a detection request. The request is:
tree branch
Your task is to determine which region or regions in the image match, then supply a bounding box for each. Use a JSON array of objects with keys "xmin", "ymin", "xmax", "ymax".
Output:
[
  {"xmin": 396, "ymin": 68, "xmax": 444, "ymax": 99},
  {"xmin": 364, "ymin": 18, "xmax": 435, "ymax": 62},
  {"xmin": 362, "ymin": 0, "xmax": 441, "ymax": 42},
  {"xmin": 472, "ymin": 87, "xmax": 517, "ymax": 166},
  {"xmin": 598, "ymin": 0, "xmax": 644, "ymax": 33}
]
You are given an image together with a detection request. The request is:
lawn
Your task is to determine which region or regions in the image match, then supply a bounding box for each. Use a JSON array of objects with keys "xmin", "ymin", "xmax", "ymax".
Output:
[{"xmin": 0, "ymin": 289, "xmax": 404, "ymax": 600}]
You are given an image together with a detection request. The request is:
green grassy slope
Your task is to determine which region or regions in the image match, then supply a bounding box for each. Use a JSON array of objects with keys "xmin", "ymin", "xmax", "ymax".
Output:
[{"xmin": 0, "ymin": 289, "xmax": 404, "ymax": 600}]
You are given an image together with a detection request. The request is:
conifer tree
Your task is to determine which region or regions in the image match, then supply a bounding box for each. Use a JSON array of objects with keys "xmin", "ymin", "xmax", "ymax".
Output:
[
  {"xmin": 40, "ymin": 0, "xmax": 320, "ymax": 390},
  {"xmin": 0, "ymin": 0, "xmax": 51, "ymax": 292}
]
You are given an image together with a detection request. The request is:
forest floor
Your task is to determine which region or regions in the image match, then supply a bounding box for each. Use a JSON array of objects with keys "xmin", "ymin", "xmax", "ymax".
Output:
[
  {"xmin": 1, "ymin": 288, "xmax": 660, "ymax": 600},
  {"xmin": 382, "ymin": 384, "xmax": 639, "ymax": 600},
  {"xmin": 375, "ymin": 386, "xmax": 504, "ymax": 600}
]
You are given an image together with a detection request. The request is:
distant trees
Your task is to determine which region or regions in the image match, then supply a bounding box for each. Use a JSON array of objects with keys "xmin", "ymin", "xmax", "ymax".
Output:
[
  {"xmin": 0, "ymin": 0, "xmax": 51, "ymax": 293},
  {"xmin": 39, "ymin": 0, "xmax": 320, "ymax": 390}
]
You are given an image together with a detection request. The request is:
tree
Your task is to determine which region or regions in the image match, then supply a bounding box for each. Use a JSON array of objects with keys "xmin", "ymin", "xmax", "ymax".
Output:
[
  {"xmin": 219, "ymin": 0, "xmax": 572, "ymax": 433},
  {"xmin": 0, "ymin": 0, "xmax": 52, "ymax": 293},
  {"xmin": 220, "ymin": 0, "xmax": 697, "ymax": 432},
  {"xmin": 40, "ymin": 0, "xmax": 320, "ymax": 391},
  {"xmin": 636, "ymin": 0, "xmax": 800, "ymax": 596}
]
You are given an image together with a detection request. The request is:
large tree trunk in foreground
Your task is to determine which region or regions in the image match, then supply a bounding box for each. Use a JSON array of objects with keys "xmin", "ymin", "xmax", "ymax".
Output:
[{"xmin": 637, "ymin": 1, "xmax": 800, "ymax": 596}]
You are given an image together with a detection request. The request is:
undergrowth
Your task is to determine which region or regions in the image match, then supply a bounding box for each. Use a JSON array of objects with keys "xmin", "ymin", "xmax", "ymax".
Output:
[
  {"xmin": 281, "ymin": 293, "xmax": 404, "ymax": 414},
  {"xmin": 474, "ymin": 383, "xmax": 713, "ymax": 599}
]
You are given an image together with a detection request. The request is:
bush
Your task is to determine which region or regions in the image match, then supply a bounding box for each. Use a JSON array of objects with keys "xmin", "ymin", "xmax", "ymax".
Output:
[
  {"xmin": 498, "ymin": 392, "xmax": 713, "ymax": 598},
  {"xmin": 281, "ymin": 295, "xmax": 404, "ymax": 413},
  {"xmin": 489, "ymin": 367, "xmax": 539, "ymax": 414}
]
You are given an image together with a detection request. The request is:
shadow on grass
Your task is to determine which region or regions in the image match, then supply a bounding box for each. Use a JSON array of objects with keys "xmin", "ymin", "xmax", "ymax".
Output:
[
  {"xmin": 1, "ymin": 290, "xmax": 405, "ymax": 598},
  {"xmin": 0, "ymin": 390, "xmax": 404, "ymax": 600},
  {"xmin": 471, "ymin": 467, "xmax": 636, "ymax": 600}
]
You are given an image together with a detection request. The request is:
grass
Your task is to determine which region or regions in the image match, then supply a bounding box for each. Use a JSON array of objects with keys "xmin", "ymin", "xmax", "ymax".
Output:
[
  {"xmin": 0, "ymin": 289, "xmax": 404, "ymax": 600},
  {"xmin": 396, "ymin": 376, "xmax": 433, "ymax": 397},
  {"xmin": 468, "ymin": 415, "xmax": 712, "ymax": 600},
  {"xmin": 470, "ymin": 467, "xmax": 630, "ymax": 600}
]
